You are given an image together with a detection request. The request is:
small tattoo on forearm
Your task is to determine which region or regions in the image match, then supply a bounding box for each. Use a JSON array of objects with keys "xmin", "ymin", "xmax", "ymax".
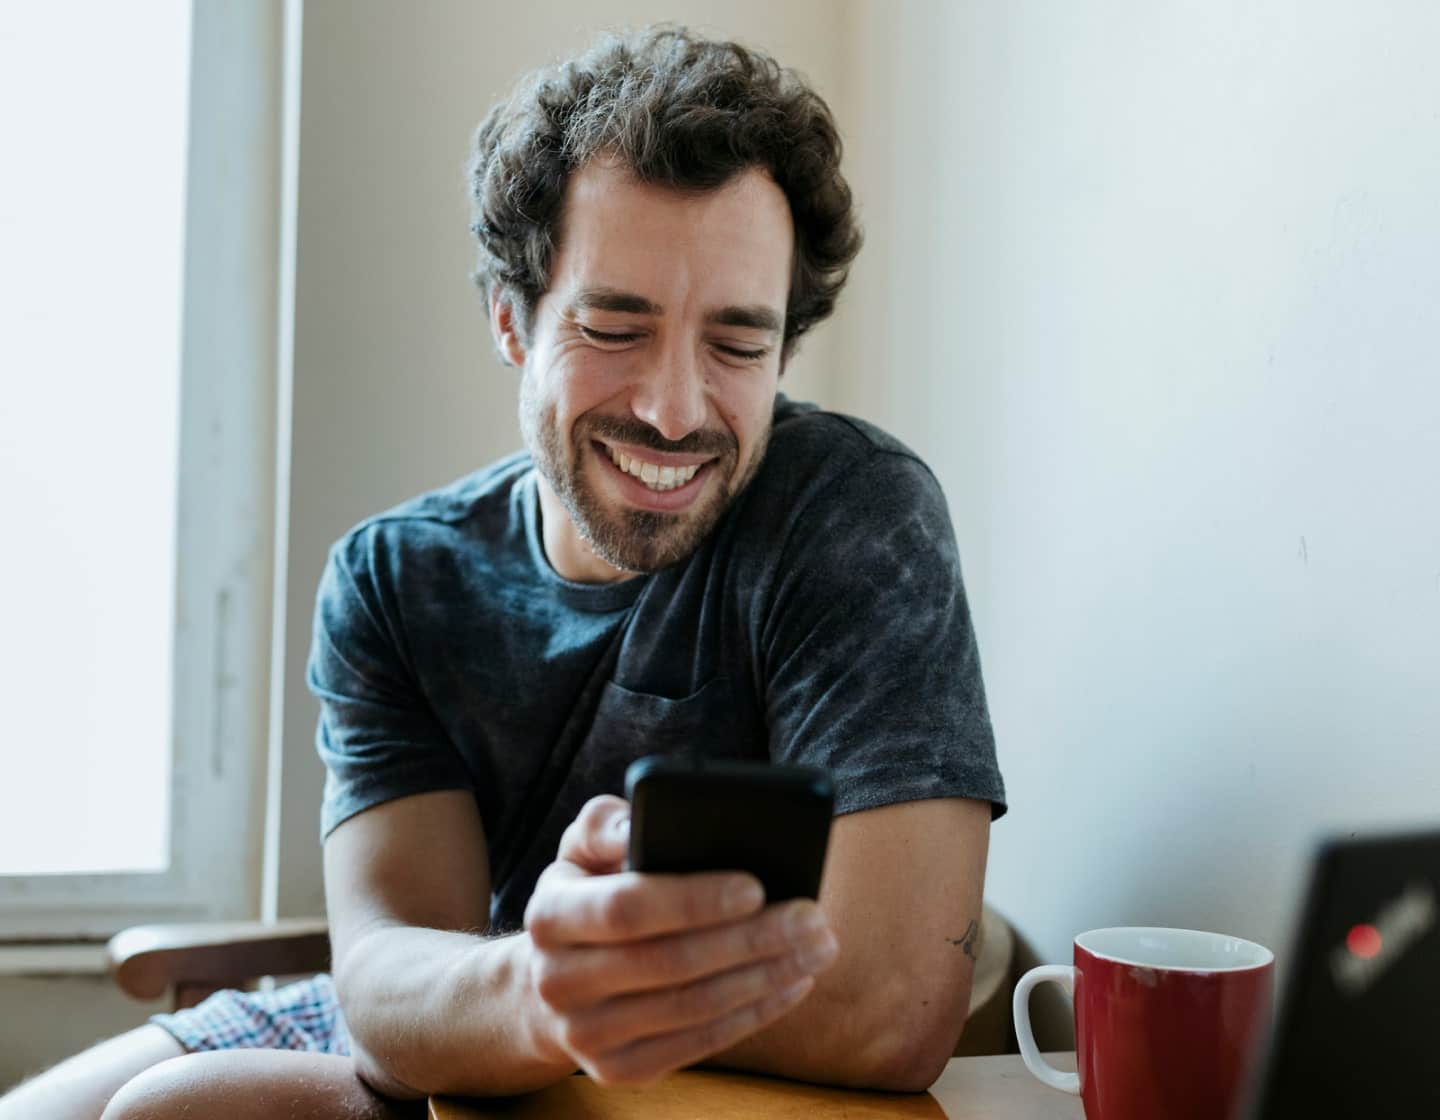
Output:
[{"xmin": 950, "ymin": 919, "xmax": 979, "ymax": 960}]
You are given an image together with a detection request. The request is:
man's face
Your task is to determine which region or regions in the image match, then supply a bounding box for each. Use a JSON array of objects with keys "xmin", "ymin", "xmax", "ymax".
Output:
[{"xmin": 499, "ymin": 161, "xmax": 793, "ymax": 582}]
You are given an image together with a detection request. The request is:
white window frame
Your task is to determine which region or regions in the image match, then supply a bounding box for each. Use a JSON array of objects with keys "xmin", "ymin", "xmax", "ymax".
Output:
[{"xmin": 0, "ymin": 1, "xmax": 290, "ymax": 940}]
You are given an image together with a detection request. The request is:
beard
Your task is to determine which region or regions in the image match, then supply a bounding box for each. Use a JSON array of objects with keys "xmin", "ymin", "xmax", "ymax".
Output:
[{"xmin": 519, "ymin": 380, "xmax": 770, "ymax": 574}]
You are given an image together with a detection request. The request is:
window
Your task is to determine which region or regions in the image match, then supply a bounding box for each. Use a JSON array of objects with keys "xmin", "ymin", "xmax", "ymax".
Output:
[{"xmin": 0, "ymin": 2, "xmax": 286, "ymax": 938}]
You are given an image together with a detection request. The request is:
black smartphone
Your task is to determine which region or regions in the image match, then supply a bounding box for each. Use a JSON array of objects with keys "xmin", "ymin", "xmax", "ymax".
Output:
[{"xmin": 624, "ymin": 756, "xmax": 835, "ymax": 902}]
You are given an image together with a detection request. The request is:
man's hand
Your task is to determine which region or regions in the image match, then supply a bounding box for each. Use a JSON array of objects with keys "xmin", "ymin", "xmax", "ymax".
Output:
[{"xmin": 523, "ymin": 795, "xmax": 839, "ymax": 1086}]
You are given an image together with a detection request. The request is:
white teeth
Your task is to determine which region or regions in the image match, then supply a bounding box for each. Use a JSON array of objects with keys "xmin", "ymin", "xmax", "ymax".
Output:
[{"xmin": 605, "ymin": 446, "xmax": 703, "ymax": 491}]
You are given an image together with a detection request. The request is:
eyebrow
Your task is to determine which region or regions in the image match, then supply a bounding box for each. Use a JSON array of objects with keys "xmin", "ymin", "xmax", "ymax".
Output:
[
  {"xmin": 708, "ymin": 304, "xmax": 783, "ymax": 333},
  {"xmin": 571, "ymin": 287, "xmax": 661, "ymax": 316},
  {"xmin": 570, "ymin": 286, "xmax": 782, "ymax": 335}
]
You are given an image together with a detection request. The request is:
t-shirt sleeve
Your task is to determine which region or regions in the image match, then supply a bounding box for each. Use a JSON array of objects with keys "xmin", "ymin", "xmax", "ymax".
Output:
[
  {"xmin": 760, "ymin": 451, "xmax": 1006, "ymax": 819},
  {"xmin": 307, "ymin": 526, "xmax": 475, "ymax": 838}
]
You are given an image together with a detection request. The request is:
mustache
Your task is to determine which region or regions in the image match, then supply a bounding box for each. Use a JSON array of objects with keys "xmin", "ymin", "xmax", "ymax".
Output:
[{"xmin": 582, "ymin": 415, "xmax": 736, "ymax": 457}]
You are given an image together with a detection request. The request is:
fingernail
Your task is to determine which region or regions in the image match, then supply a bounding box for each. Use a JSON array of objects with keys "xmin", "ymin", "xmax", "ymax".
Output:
[
  {"xmin": 609, "ymin": 813, "xmax": 631, "ymax": 841},
  {"xmin": 785, "ymin": 904, "xmax": 827, "ymax": 940},
  {"xmin": 724, "ymin": 876, "xmax": 765, "ymax": 915},
  {"xmin": 797, "ymin": 932, "xmax": 839, "ymax": 972},
  {"xmin": 777, "ymin": 977, "xmax": 814, "ymax": 1004}
]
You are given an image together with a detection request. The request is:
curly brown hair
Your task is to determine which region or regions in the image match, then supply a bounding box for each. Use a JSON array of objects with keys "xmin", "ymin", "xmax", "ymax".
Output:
[{"xmin": 469, "ymin": 26, "xmax": 862, "ymax": 359}]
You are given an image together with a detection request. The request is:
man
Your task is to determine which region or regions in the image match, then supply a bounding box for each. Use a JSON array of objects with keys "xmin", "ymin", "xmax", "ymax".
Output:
[{"xmin": 2, "ymin": 26, "xmax": 1004, "ymax": 1120}]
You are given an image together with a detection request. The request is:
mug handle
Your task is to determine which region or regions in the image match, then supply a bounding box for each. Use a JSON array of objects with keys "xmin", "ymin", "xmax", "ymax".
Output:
[{"xmin": 1012, "ymin": 965, "xmax": 1081, "ymax": 1094}]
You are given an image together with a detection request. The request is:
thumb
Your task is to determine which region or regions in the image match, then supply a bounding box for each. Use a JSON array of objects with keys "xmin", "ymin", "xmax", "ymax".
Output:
[{"xmin": 557, "ymin": 795, "xmax": 630, "ymax": 874}]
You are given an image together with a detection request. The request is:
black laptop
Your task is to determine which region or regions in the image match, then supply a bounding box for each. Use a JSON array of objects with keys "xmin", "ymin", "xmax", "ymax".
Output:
[{"xmin": 1244, "ymin": 827, "xmax": 1440, "ymax": 1118}]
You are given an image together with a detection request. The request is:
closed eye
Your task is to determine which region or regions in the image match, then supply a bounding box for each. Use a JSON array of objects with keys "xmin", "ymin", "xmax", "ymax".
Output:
[
  {"xmin": 578, "ymin": 326, "xmax": 643, "ymax": 344},
  {"xmin": 714, "ymin": 343, "xmax": 770, "ymax": 361}
]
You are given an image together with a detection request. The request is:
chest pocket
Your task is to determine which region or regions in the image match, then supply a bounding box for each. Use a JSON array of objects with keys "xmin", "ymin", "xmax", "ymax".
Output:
[{"xmin": 569, "ymin": 675, "xmax": 749, "ymax": 793}]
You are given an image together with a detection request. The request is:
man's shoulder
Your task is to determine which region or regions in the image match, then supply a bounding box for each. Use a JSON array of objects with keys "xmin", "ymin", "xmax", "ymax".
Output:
[
  {"xmin": 330, "ymin": 450, "xmax": 533, "ymax": 568},
  {"xmin": 750, "ymin": 396, "xmax": 944, "ymax": 520}
]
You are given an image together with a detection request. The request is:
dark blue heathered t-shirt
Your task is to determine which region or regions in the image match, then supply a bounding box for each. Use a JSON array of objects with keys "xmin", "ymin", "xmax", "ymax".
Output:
[{"xmin": 307, "ymin": 396, "xmax": 1005, "ymax": 932}]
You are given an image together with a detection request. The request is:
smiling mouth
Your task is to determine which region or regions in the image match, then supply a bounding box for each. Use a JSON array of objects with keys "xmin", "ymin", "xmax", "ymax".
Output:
[{"xmin": 602, "ymin": 444, "xmax": 710, "ymax": 492}]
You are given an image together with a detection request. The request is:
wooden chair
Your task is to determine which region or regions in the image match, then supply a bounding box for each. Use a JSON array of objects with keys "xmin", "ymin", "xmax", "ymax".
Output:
[
  {"xmin": 108, "ymin": 905, "xmax": 1031, "ymax": 1056},
  {"xmin": 108, "ymin": 918, "xmax": 331, "ymax": 1011}
]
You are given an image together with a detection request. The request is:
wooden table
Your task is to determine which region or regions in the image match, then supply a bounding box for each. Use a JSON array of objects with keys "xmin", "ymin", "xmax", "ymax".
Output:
[{"xmin": 430, "ymin": 1053, "xmax": 1082, "ymax": 1119}]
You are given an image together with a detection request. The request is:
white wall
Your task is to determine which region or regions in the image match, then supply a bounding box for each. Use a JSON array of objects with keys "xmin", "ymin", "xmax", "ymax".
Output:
[
  {"xmin": 837, "ymin": 0, "xmax": 1440, "ymax": 967},
  {"xmin": 270, "ymin": 0, "xmax": 850, "ymax": 916}
]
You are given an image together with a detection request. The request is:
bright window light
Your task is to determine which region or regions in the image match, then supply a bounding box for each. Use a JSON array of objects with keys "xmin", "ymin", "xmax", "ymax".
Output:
[{"xmin": 0, "ymin": 2, "xmax": 192, "ymax": 874}]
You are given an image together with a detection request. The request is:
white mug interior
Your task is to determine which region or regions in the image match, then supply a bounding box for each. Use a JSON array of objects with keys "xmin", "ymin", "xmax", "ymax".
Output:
[{"xmin": 1075, "ymin": 926, "xmax": 1273, "ymax": 972}]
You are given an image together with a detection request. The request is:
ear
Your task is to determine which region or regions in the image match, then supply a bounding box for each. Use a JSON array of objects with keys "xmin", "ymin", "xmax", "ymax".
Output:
[{"xmin": 489, "ymin": 289, "xmax": 528, "ymax": 368}]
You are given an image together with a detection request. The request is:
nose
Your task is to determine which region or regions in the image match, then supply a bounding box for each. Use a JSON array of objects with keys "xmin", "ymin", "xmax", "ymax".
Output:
[{"xmin": 629, "ymin": 344, "xmax": 709, "ymax": 443}]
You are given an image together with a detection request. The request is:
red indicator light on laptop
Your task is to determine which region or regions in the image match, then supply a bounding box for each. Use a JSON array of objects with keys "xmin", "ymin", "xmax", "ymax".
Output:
[{"xmin": 1346, "ymin": 923, "xmax": 1383, "ymax": 960}]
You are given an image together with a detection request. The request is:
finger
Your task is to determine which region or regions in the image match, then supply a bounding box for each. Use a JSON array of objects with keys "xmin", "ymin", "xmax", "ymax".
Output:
[
  {"xmin": 558, "ymin": 933, "xmax": 836, "ymax": 1055},
  {"xmin": 526, "ymin": 868, "xmax": 764, "ymax": 947},
  {"xmin": 556, "ymin": 796, "xmax": 631, "ymax": 874},
  {"xmin": 581, "ymin": 976, "xmax": 816, "ymax": 1087},
  {"xmin": 535, "ymin": 898, "xmax": 833, "ymax": 1006}
]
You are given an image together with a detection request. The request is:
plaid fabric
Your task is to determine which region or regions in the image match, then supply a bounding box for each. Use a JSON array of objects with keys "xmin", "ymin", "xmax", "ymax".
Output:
[{"xmin": 150, "ymin": 973, "xmax": 351, "ymax": 1056}]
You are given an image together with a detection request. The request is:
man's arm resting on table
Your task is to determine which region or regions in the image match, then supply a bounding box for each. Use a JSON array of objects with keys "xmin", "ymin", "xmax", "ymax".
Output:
[
  {"xmin": 708, "ymin": 796, "xmax": 993, "ymax": 1092},
  {"xmin": 325, "ymin": 790, "xmax": 839, "ymax": 1098},
  {"xmin": 323, "ymin": 791, "xmax": 572, "ymax": 1099}
]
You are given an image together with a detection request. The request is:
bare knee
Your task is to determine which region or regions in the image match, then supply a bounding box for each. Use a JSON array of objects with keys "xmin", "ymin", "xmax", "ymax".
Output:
[
  {"xmin": 100, "ymin": 1056, "xmax": 197, "ymax": 1120},
  {"xmin": 100, "ymin": 1051, "xmax": 421, "ymax": 1120}
]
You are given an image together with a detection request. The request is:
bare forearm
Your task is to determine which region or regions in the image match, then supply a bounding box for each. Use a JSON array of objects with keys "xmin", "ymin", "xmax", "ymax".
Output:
[
  {"xmin": 335, "ymin": 924, "xmax": 574, "ymax": 1098},
  {"xmin": 708, "ymin": 962, "xmax": 963, "ymax": 1092}
]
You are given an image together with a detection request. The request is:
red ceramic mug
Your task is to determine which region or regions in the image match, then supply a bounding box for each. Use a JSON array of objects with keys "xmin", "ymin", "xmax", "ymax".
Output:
[{"xmin": 1013, "ymin": 927, "xmax": 1274, "ymax": 1120}]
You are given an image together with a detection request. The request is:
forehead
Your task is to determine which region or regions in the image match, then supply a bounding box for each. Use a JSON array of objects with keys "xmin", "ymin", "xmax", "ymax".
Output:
[{"xmin": 547, "ymin": 161, "xmax": 794, "ymax": 311}]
